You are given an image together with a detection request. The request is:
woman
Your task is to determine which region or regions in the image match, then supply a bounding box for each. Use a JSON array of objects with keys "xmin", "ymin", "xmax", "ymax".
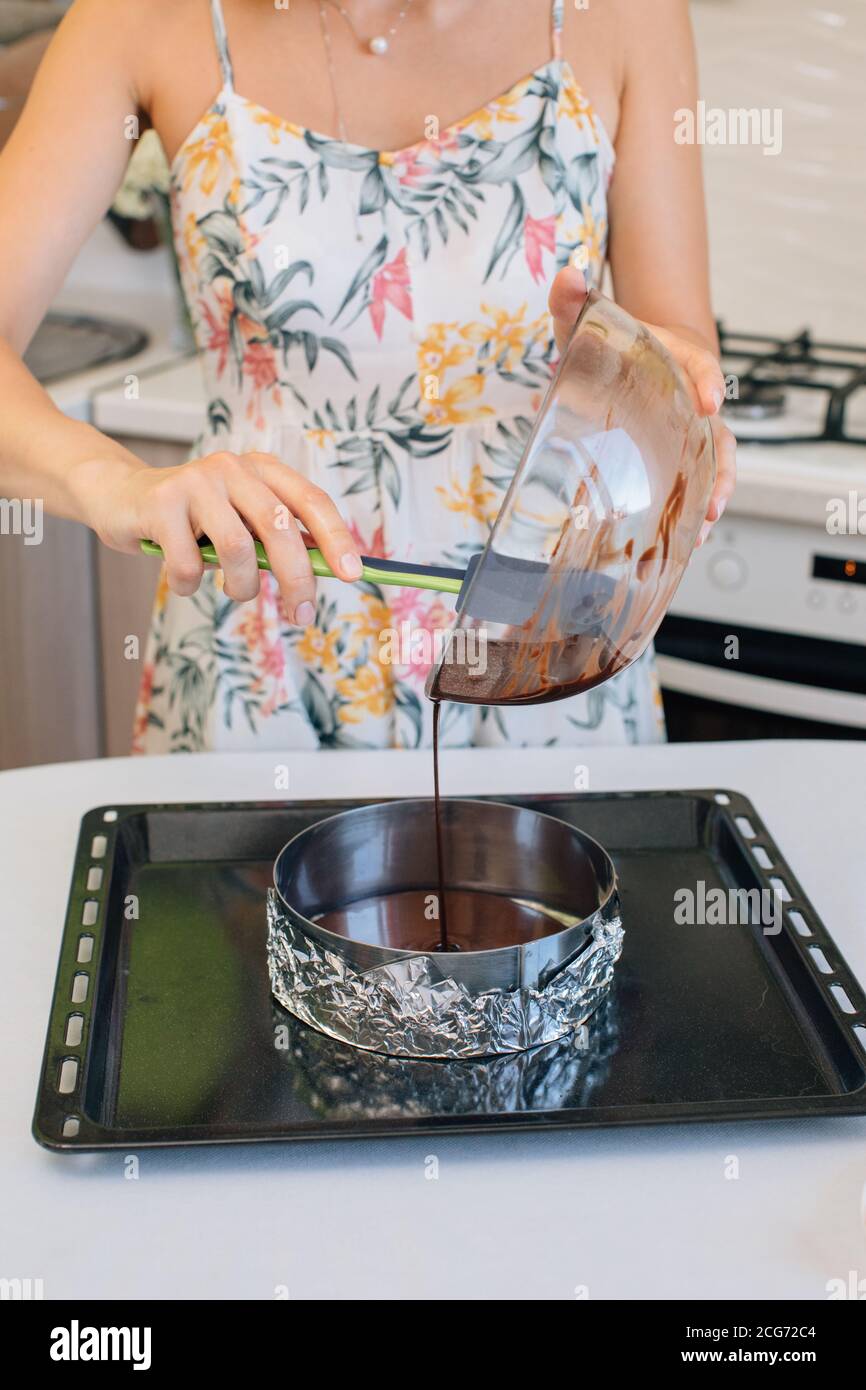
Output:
[{"xmin": 0, "ymin": 0, "xmax": 735, "ymax": 751}]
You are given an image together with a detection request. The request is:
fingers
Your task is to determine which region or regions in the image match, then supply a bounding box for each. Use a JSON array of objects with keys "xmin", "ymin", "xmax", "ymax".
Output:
[
  {"xmin": 652, "ymin": 326, "xmax": 726, "ymax": 417},
  {"xmin": 687, "ymin": 345, "xmax": 726, "ymax": 416},
  {"xmin": 154, "ymin": 506, "xmax": 205, "ymax": 596},
  {"xmin": 226, "ymin": 468, "xmax": 319, "ymax": 624},
  {"xmin": 633, "ymin": 327, "xmax": 733, "ymax": 549},
  {"xmin": 548, "ymin": 265, "xmax": 589, "ymax": 355},
  {"xmin": 134, "ymin": 470, "xmax": 206, "ymax": 597},
  {"xmin": 188, "ymin": 471, "xmax": 262, "ymax": 602},
  {"xmin": 705, "ymin": 417, "xmax": 737, "ymax": 523},
  {"xmin": 251, "ymin": 453, "xmax": 362, "ymax": 583},
  {"xmin": 136, "ymin": 451, "xmax": 362, "ymax": 615},
  {"xmin": 696, "ymin": 419, "xmax": 738, "ymax": 547},
  {"xmin": 136, "ymin": 472, "xmax": 204, "ymax": 595}
]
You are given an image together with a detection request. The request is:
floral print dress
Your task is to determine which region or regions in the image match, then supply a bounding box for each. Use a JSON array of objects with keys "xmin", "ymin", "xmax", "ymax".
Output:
[{"xmin": 133, "ymin": 0, "xmax": 665, "ymax": 752}]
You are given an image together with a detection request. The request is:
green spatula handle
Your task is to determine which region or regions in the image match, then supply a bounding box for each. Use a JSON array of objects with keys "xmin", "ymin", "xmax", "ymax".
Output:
[{"xmin": 139, "ymin": 538, "xmax": 464, "ymax": 596}]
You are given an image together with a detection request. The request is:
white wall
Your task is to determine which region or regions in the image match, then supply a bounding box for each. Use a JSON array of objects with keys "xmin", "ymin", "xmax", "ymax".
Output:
[{"xmin": 691, "ymin": 0, "xmax": 866, "ymax": 340}]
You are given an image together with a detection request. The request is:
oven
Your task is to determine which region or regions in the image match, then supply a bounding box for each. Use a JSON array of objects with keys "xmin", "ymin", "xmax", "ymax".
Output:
[{"xmin": 656, "ymin": 327, "xmax": 866, "ymax": 742}]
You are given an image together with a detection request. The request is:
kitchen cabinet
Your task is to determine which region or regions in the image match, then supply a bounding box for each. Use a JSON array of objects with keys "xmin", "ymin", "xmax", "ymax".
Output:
[
  {"xmin": 0, "ymin": 513, "xmax": 101, "ymax": 768},
  {"xmin": 0, "ymin": 436, "xmax": 185, "ymax": 769},
  {"xmin": 95, "ymin": 436, "xmax": 184, "ymax": 757}
]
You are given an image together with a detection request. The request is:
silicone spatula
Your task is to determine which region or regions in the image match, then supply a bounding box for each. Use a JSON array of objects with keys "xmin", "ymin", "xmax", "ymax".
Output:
[
  {"xmin": 139, "ymin": 538, "xmax": 615, "ymax": 632},
  {"xmin": 140, "ymin": 537, "xmax": 465, "ymax": 595}
]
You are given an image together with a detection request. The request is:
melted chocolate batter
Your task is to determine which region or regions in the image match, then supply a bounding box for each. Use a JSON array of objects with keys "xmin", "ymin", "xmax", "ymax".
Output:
[
  {"xmin": 312, "ymin": 702, "xmax": 562, "ymax": 957},
  {"xmin": 425, "ymin": 464, "xmax": 695, "ymax": 940},
  {"xmin": 428, "ymin": 632, "xmax": 627, "ymax": 706},
  {"xmin": 429, "ymin": 465, "xmax": 690, "ymax": 706},
  {"xmin": 314, "ymin": 887, "xmax": 560, "ymax": 953},
  {"xmin": 431, "ymin": 700, "xmax": 451, "ymax": 949}
]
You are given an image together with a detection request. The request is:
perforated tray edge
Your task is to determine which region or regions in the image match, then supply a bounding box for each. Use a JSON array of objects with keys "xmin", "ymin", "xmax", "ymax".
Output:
[{"xmin": 32, "ymin": 789, "xmax": 866, "ymax": 1151}]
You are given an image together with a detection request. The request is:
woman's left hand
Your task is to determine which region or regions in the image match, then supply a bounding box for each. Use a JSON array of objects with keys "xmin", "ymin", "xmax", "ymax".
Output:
[{"xmin": 549, "ymin": 267, "xmax": 737, "ymax": 547}]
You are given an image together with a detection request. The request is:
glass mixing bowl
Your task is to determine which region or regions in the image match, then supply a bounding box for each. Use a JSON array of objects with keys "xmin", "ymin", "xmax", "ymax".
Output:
[{"xmin": 427, "ymin": 290, "xmax": 716, "ymax": 705}]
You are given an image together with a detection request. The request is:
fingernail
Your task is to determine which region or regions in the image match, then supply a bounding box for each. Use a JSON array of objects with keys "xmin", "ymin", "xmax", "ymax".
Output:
[
  {"xmin": 718, "ymin": 497, "xmax": 727, "ymax": 519},
  {"xmin": 341, "ymin": 552, "xmax": 363, "ymax": 579},
  {"xmin": 295, "ymin": 601, "xmax": 315, "ymax": 626},
  {"xmin": 712, "ymin": 387, "xmax": 724, "ymax": 411}
]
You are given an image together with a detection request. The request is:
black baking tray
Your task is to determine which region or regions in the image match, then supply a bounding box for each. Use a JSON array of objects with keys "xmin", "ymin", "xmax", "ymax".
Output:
[{"xmin": 33, "ymin": 791, "xmax": 866, "ymax": 1150}]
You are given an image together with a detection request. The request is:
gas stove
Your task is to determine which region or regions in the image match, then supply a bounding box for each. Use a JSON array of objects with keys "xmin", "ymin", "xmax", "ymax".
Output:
[
  {"xmin": 658, "ymin": 327, "xmax": 866, "ymax": 740},
  {"xmin": 718, "ymin": 326, "xmax": 866, "ymax": 445},
  {"xmin": 712, "ymin": 327, "xmax": 866, "ymax": 525}
]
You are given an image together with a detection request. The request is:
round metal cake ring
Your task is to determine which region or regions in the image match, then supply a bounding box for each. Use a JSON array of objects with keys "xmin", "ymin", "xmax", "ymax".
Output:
[{"xmin": 267, "ymin": 798, "xmax": 624, "ymax": 1059}]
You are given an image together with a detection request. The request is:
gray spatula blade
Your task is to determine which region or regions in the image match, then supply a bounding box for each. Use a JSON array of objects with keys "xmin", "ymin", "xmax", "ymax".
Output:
[{"xmin": 456, "ymin": 550, "xmax": 618, "ymax": 634}]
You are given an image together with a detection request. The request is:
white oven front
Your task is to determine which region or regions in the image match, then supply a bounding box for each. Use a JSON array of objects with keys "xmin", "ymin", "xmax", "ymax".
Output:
[{"xmin": 655, "ymin": 510, "xmax": 866, "ymax": 737}]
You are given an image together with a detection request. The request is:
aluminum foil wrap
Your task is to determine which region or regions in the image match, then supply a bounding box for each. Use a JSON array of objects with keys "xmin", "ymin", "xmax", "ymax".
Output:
[
  {"xmin": 274, "ymin": 996, "xmax": 621, "ymax": 1116},
  {"xmin": 267, "ymin": 888, "xmax": 624, "ymax": 1059}
]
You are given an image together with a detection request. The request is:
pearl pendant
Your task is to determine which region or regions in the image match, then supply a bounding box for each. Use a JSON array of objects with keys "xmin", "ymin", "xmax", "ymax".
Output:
[{"xmin": 369, "ymin": 35, "xmax": 389, "ymax": 55}]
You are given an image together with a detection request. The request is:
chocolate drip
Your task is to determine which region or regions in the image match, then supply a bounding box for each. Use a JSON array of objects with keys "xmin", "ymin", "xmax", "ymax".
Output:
[
  {"xmin": 431, "ymin": 701, "xmax": 452, "ymax": 950},
  {"xmin": 429, "ymin": 461, "xmax": 690, "ymax": 707}
]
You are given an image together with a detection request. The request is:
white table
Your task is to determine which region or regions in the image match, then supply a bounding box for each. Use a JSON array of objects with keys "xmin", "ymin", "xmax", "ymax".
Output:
[{"xmin": 2, "ymin": 742, "xmax": 865, "ymax": 1300}]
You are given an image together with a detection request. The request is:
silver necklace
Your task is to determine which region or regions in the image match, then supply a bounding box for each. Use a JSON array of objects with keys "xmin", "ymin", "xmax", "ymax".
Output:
[
  {"xmin": 318, "ymin": 4, "xmax": 364, "ymax": 240},
  {"xmin": 323, "ymin": 0, "xmax": 416, "ymax": 56},
  {"xmin": 319, "ymin": 4, "xmax": 353, "ymax": 151}
]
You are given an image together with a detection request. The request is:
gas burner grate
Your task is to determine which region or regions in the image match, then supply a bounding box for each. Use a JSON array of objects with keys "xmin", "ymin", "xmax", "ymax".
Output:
[{"xmin": 717, "ymin": 325, "xmax": 866, "ymax": 446}]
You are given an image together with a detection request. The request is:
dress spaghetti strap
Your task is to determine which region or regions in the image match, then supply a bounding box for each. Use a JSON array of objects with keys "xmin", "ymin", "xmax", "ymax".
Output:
[
  {"xmin": 551, "ymin": 0, "xmax": 564, "ymax": 61},
  {"xmin": 209, "ymin": 0, "xmax": 235, "ymax": 91}
]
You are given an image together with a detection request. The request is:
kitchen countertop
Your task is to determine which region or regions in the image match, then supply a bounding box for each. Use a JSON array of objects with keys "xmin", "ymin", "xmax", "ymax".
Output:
[
  {"xmin": 46, "ymin": 221, "xmax": 184, "ymax": 423},
  {"xmin": 2, "ymin": 740, "xmax": 865, "ymax": 1301},
  {"xmin": 91, "ymin": 351, "xmax": 204, "ymax": 440}
]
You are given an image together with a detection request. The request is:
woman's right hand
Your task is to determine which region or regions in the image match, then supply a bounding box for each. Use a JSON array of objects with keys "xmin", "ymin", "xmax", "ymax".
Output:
[{"xmin": 86, "ymin": 450, "xmax": 363, "ymax": 626}]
